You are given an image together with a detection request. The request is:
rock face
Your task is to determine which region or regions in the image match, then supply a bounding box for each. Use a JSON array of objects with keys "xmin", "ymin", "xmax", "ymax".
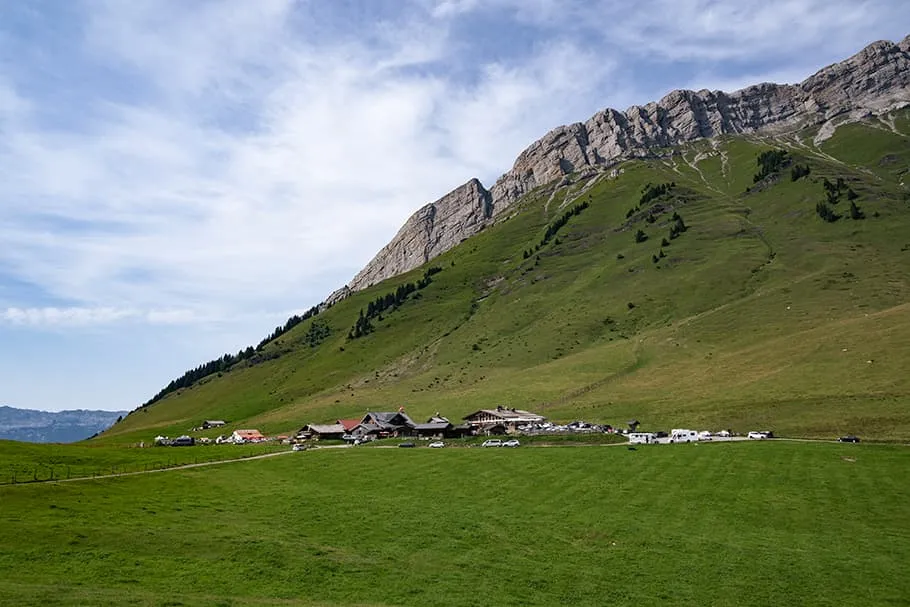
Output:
[
  {"xmin": 349, "ymin": 179, "xmax": 492, "ymax": 291},
  {"xmin": 343, "ymin": 36, "xmax": 910, "ymax": 293}
]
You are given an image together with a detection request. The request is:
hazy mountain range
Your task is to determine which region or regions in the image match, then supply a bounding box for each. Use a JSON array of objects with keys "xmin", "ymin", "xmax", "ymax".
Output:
[{"xmin": 0, "ymin": 405, "xmax": 126, "ymax": 443}]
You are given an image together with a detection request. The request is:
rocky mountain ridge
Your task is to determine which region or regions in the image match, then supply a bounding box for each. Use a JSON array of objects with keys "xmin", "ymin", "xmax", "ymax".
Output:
[{"xmin": 343, "ymin": 35, "xmax": 910, "ymax": 293}]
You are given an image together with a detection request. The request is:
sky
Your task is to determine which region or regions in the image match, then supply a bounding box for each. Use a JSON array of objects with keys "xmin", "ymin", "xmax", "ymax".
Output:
[{"xmin": 0, "ymin": 1, "xmax": 906, "ymax": 412}]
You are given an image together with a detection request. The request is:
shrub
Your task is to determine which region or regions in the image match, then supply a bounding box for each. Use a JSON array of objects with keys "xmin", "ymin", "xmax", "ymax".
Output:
[
  {"xmin": 816, "ymin": 202, "xmax": 840, "ymax": 223},
  {"xmin": 753, "ymin": 149, "xmax": 790, "ymax": 182},
  {"xmin": 790, "ymin": 164, "xmax": 811, "ymax": 181}
]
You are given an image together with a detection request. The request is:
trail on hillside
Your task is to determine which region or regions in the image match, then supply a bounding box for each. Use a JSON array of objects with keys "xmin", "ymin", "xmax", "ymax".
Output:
[
  {"xmin": 711, "ymin": 138, "xmax": 730, "ymax": 182},
  {"xmin": 682, "ymin": 149, "xmax": 724, "ymax": 194}
]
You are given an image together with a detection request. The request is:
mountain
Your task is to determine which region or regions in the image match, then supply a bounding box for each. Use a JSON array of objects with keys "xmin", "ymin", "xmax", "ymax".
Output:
[
  {"xmin": 347, "ymin": 35, "xmax": 910, "ymax": 292},
  {"xmin": 0, "ymin": 405, "xmax": 127, "ymax": 443},
  {"xmin": 101, "ymin": 36, "xmax": 910, "ymax": 444}
]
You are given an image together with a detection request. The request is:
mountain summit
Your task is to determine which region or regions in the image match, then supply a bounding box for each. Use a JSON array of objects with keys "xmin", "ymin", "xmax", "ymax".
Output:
[{"xmin": 342, "ymin": 35, "xmax": 910, "ymax": 294}]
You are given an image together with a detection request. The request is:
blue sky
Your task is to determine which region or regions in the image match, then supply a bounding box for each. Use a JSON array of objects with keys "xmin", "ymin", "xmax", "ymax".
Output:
[{"xmin": 0, "ymin": 0, "xmax": 906, "ymax": 412}]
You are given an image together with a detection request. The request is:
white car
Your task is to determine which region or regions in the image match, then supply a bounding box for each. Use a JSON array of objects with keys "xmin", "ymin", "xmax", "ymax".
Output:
[
  {"xmin": 481, "ymin": 439, "xmax": 503, "ymax": 447},
  {"xmin": 428, "ymin": 441, "xmax": 445, "ymax": 448},
  {"xmin": 502, "ymin": 439, "xmax": 521, "ymax": 448},
  {"xmin": 747, "ymin": 431, "xmax": 767, "ymax": 440}
]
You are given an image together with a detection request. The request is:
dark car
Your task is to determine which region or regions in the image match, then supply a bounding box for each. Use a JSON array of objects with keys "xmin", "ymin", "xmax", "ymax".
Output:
[
  {"xmin": 398, "ymin": 442, "xmax": 416, "ymax": 448},
  {"xmin": 838, "ymin": 435, "xmax": 860, "ymax": 443}
]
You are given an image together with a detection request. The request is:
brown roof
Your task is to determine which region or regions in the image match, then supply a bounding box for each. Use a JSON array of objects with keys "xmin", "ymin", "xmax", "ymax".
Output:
[
  {"xmin": 233, "ymin": 429, "xmax": 263, "ymax": 439},
  {"xmin": 337, "ymin": 418, "xmax": 361, "ymax": 431}
]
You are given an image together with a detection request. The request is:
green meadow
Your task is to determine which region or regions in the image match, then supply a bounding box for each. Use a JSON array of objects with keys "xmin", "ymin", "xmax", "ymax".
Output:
[
  {"xmin": 95, "ymin": 111, "xmax": 910, "ymax": 445},
  {"xmin": 0, "ymin": 440, "xmax": 286, "ymax": 484},
  {"xmin": 1, "ymin": 441, "xmax": 907, "ymax": 606}
]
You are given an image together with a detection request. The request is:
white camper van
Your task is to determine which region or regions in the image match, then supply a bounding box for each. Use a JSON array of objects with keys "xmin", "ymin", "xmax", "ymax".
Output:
[
  {"xmin": 628, "ymin": 432, "xmax": 657, "ymax": 444},
  {"xmin": 668, "ymin": 429, "xmax": 699, "ymax": 443}
]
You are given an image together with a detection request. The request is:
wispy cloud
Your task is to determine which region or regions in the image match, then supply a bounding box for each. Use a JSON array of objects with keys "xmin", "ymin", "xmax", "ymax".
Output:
[
  {"xmin": 0, "ymin": 306, "xmax": 193, "ymax": 327},
  {"xmin": 0, "ymin": 1, "xmax": 621, "ymax": 329}
]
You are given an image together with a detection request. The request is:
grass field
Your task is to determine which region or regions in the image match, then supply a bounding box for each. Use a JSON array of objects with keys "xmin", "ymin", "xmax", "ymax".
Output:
[
  {"xmin": 1, "ymin": 441, "xmax": 907, "ymax": 606},
  {"xmin": 0, "ymin": 440, "xmax": 287, "ymax": 485}
]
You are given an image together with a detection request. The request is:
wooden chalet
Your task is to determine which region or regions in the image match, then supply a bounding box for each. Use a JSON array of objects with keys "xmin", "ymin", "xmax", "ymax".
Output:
[
  {"xmin": 412, "ymin": 415, "xmax": 471, "ymax": 439},
  {"xmin": 231, "ymin": 429, "xmax": 264, "ymax": 443},
  {"xmin": 352, "ymin": 410, "xmax": 416, "ymax": 438},
  {"xmin": 337, "ymin": 418, "xmax": 361, "ymax": 433},
  {"xmin": 299, "ymin": 423, "xmax": 346, "ymax": 440},
  {"xmin": 463, "ymin": 406, "xmax": 546, "ymax": 434}
]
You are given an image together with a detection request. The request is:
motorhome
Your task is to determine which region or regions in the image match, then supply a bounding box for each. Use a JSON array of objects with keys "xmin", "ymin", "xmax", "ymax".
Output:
[
  {"xmin": 668, "ymin": 429, "xmax": 699, "ymax": 443},
  {"xmin": 628, "ymin": 432, "xmax": 658, "ymax": 444}
]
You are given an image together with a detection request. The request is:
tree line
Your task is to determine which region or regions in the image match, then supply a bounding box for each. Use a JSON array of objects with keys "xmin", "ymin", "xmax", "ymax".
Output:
[
  {"xmin": 142, "ymin": 304, "xmax": 322, "ymax": 407},
  {"xmin": 523, "ymin": 200, "xmax": 590, "ymax": 258},
  {"xmin": 348, "ymin": 266, "xmax": 442, "ymax": 339},
  {"xmin": 626, "ymin": 182, "xmax": 676, "ymax": 219},
  {"xmin": 753, "ymin": 149, "xmax": 790, "ymax": 182}
]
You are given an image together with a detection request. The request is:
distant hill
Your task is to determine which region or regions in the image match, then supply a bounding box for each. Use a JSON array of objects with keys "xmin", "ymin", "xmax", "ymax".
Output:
[
  {"xmin": 101, "ymin": 36, "xmax": 910, "ymax": 444},
  {"xmin": 0, "ymin": 405, "xmax": 126, "ymax": 443}
]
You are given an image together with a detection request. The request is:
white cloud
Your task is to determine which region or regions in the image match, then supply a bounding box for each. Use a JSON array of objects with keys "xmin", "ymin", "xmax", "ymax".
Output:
[
  {"xmin": 0, "ymin": 2, "xmax": 621, "ymax": 329},
  {"xmin": 0, "ymin": 306, "xmax": 200, "ymax": 327}
]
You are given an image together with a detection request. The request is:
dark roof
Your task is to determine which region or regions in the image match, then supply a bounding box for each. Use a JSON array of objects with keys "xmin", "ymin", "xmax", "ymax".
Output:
[
  {"xmin": 413, "ymin": 422, "xmax": 452, "ymax": 431},
  {"xmin": 362, "ymin": 411, "xmax": 416, "ymax": 428}
]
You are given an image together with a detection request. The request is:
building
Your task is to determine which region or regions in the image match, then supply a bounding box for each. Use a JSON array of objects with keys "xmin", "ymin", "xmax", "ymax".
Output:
[
  {"xmin": 353, "ymin": 410, "xmax": 416, "ymax": 438},
  {"xmin": 301, "ymin": 424, "xmax": 346, "ymax": 441},
  {"xmin": 463, "ymin": 406, "xmax": 546, "ymax": 434},
  {"xmin": 202, "ymin": 420, "xmax": 226, "ymax": 429},
  {"xmin": 337, "ymin": 418, "xmax": 361, "ymax": 433},
  {"xmin": 231, "ymin": 429, "xmax": 264, "ymax": 443}
]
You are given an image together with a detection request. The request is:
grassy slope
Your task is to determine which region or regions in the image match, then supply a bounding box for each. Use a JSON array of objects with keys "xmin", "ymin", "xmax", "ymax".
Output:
[
  {"xmin": 0, "ymin": 442, "xmax": 907, "ymax": 606},
  {"xmin": 99, "ymin": 110, "xmax": 910, "ymax": 444}
]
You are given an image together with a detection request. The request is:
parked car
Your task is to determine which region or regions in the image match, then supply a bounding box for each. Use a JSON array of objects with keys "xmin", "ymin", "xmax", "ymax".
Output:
[
  {"xmin": 481, "ymin": 439, "xmax": 503, "ymax": 448},
  {"xmin": 747, "ymin": 431, "xmax": 768, "ymax": 440},
  {"xmin": 398, "ymin": 442, "xmax": 416, "ymax": 448},
  {"xmin": 838, "ymin": 435, "xmax": 861, "ymax": 443},
  {"xmin": 292, "ymin": 444, "xmax": 307, "ymax": 452},
  {"xmin": 428, "ymin": 441, "xmax": 445, "ymax": 448},
  {"xmin": 502, "ymin": 439, "xmax": 521, "ymax": 448}
]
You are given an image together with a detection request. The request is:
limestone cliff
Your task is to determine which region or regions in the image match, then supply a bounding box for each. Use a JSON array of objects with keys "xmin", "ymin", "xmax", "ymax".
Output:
[{"xmin": 341, "ymin": 35, "xmax": 910, "ymax": 293}]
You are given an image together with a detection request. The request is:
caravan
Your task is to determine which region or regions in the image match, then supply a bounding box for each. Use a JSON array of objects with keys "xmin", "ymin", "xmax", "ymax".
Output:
[
  {"xmin": 628, "ymin": 432, "xmax": 657, "ymax": 444},
  {"xmin": 668, "ymin": 429, "xmax": 699, "ymax": 443}
]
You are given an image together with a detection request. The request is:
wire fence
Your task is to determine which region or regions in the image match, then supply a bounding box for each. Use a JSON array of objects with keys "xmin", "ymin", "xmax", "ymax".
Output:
[{"xmin": 1, "ymin": 444, "xmax": 287, "ymax": 485}]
